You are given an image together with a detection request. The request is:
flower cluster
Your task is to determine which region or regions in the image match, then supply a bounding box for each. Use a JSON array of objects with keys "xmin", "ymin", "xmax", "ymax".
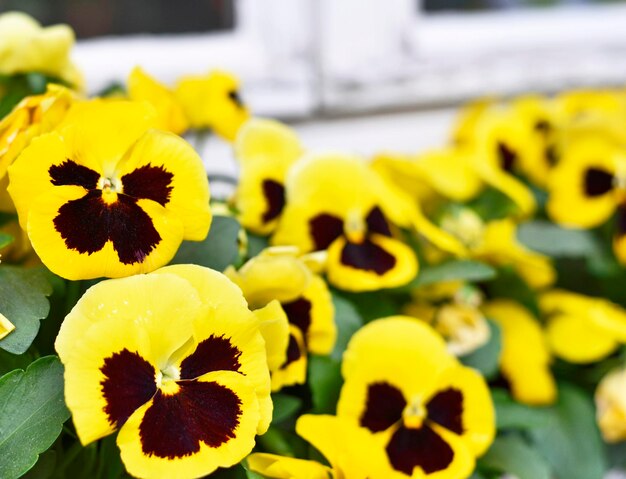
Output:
[{"xmin": 3, "ymin": 10, "xmax": 626, "ymax": 479}]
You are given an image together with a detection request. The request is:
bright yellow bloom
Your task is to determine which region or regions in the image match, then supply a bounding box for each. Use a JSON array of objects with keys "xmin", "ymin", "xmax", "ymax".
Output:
[
  {"xmin": 272, "ymin": 153, "xmax": 418, "ymax": 291},
  {"xmin": 0, "ymin": 11, "xmax": 82, "ymax": 87},
  {"xmin": 540, "ymin": 290, "xmax": 626, "ymax": 364},
  {"xmin": 227, "ymin": 246, "xmax": 336, "ymax": 391},
  {"xmin": 175, "ymin": 70, "xmax": 250, "ymax": 141},
  {"xmin": 0, "ymin": 84, "xmax": 74, "ymax": 185},
  {"xmin": 233, "ymin": 119, "xmax": 303, "ymax": 234},
  {"xmin": 128, "ymin": 67, "xmax": 189, "ymax": 135},
  {"xmin": 0, "ymin": 311, "xmax": 15, "ymax": 340},
  {"xmin": 483, "ymin": 300, "xmax": 556, "ymax": 406},
  {"xmin": 595, "ymin": 368, "xmax": 626, "ymax": 443},
  {"xmin": 8, "ymin": 100, "xmax": 211, "ymax": 280},
  {"xmin": 338, "ymin": 317, "xmax": 495, "ymax": 478},
  {"xmin": 248, "ymin": 414, "xmax": 389, "ymax": 479},
  {"xmin": 55, "ymin": 265, "xmax": 271, "ymax": 479}
]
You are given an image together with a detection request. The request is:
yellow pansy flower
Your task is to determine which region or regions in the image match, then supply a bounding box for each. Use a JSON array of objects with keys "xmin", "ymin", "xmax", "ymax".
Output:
[
  {"xmin": 233, "ymin": 119, "xmax": 303, "ymax": 235},
  {"xmin": 128, "ymin": 67, "xmax": 189, "ymax": 135},
  {"xmin": 272, "ymin": 153, "xmax": 418, "ymax": 291},
  {"xmin": 540, "ymin": 290, "xmax": 626, "ymax": 364},
  {"xmin": 8, "ymin": 100, "xmax": 211, "ymax": 280},
  {"xmin": 227, "ymin": 246, "xmax": 336, "ymax": 391},
  {"xmin": 0, "ymin": 311, "xmax": 15, "ymax": 340},
  {"xmin": 338, "ymin": 317, "xmax": 495, "ymax": 479},
  {"xmin": 55, "ymin": 265, "xmax": 271, "ymax": 479},
  {"xmin": 0, "ymin": 84, "xmax": 74, "ymax": 186},
  {"xmin": 0, "ymin": 11, "xmax": 82, "ymax": 87},
  {"xmin": 175, "ymin": 70, "xmax": 250, "ymax": 141},
  {"xmin": 595, "ymin": 368, "xmax": 626, "ymax": 443},
  {"xmin": 482, "ymin": 300, "xmax": 556, "ymax": 406},
  {"xmin": 248, "ymin": 414, "xmax": 389, "ymax": 479}
]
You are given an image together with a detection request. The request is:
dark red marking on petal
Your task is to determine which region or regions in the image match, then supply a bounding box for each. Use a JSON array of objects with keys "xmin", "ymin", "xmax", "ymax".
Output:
[
  {"xmin": 121, "ymin": 164, "xmax": 174, "ymax": 206},
  {"xmin": 615, "ymin": 204, "xmax": 626, "ymax": 239},
  {"xmin": 366, "ymin": 206, "xmax": 392, "ymax": 237},
  {"xmin": 340, "ymin": 239, "xmax": 396, "ymax": 275},
  {"xmin": 309, "ymin": 213, "xmax": 344, "ymax": 251},
  {"xmin": 49, "ymin": 160, "xmax": 100, "ymax": 189},
  {"xmin": 261, "ymin": 179, "xmax": 286, "ymax": 223},
  {"xmin": 534, "ymin": 119, "xmax": 552, "ymax": 134},
  {"xmin": 100, "ymin": 349, "xmax": 157, "ymax": 428},
  {"xmin": 53, "ymin": 190, "xmax": 162, "ymax": 265},
  {"xmin": 228, "ymin": 90, "xmax": 244, "ymax": 109},
  {"xmin": 360, "ymin": 382, "xmax": 406, "ymax": 433},
  {"xmin": 497, "ymin": 143, "xmax": 517, "ymax": 172},
  {"xmin": 280, "ymin": 332, "xmax": 303, "ymax": 369},
  {"xmin": 179, "ymin": 335, "xmax": 242, "ymax": 380},
  {"xmin": 281, "ymin": 297, "xmax": 312, "ymax": 339},
  {"xmin": 139, "ymin": 380, "xmax": 242, "ymax": 458},
  {"xmin": 386, "ymin": 425, "xmax": 455, "ymax": 475},
  {"xmin": 426, "ymin": 388, "xmax": 464, "ymax": 435},
  {"xmin": 584, "ymin": 167, "xmax": 614, "ymax": 197}
]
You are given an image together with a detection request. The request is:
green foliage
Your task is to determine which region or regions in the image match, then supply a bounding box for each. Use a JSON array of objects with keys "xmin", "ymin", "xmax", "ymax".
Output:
[
  {"xmin": 0, "ymin": 231, "xmax": 14, "ymax": 249},
  {"xmin": 271, "ymin": 393, "xmax": 303, "ymax": 424},
  {"xmin": 0, "ymin": 73, "xmax": 58, "ymax": 119},
  {"xmin": 170, "ymin": 215, "xmax": 241, "ymax": 272},
  {"xmin": 460, "ymin": 320, "xmax": 501, "ymax": 380},
  {"xmin": 517, "ymin": 220, "xmax": 601, "ymax": 257},
  {"xmin": 412, "ymin": 260, "xmax": 497, "ymax": 288},
  {"xmin": 479, "ymin": 434, "xmax": 552, "ymax": 479},
  {"xmin": 0, "ymin": 266, "xmax": 53, "ymax": 354},
  {"xmin": 0, "ymin": 356, "xmax": 69, "ymax": 479},
  {"xmin": 308, "ymin": 355, "xmax": 343, "ymax": 414},
  {"xmin": 491, "ymin": 389, "xmax": 552, "ymax": 431},
  {"xmin": 329, "ymin": 294, "xmax": 363, "ymax": 361}
]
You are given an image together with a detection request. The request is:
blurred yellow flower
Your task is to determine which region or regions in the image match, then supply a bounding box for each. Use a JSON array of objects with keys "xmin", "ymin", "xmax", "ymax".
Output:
[
  {"xmin": 338, "ymin": 317, "xmax": 495, "ymax": 478},
  {"xmin": 175, "ymin": 70, "xmax": 249, "ymax": 141},
  {"xmin": 55, "ymin": 265, "xmax": 271, "ymax": 479},
  {"xmin": 0, "ymin": 11, "xmax": 82, "ymax": 87},
  {"xmin": 595, "ymin": 368, "xmax": 626, "ymax": 443},
  {"xmin": 8, "ymin": 100, "xmax": 211, "ymax": 280},
  {"xmin": 483, "ymin": 300, "xmax": 556, "ymax": 406},
  {"xmin": 233, "ymin": 119, "xmax": 303, "ymax": 234},
  {"xmin": 128, "ymin": 67, "xmax": 189, "ymax": 135}
]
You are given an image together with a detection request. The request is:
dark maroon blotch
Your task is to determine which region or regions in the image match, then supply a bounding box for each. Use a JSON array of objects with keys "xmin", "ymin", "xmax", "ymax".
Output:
[
  {"xmin": 426, "ymin": 388, "xmax": 464, "ymax": 435},
  {"xmin": 281, "ymin": 297, "xmax": 312, "ymax": 340},
  {"xmin": 309, "ymin": 214, "xmax": 344, "ymax": 250},
  {"xmin": 340, "ymin": 239, "xmax": 396, "ymax": 275},
  {"xmin": 366, "ymin": 206, "xmax": 392, "ymax": 237},
  {"xmin": 53, "ymin": 190, "xmax": 162, "ymax": 265},
  {"xmin": 49, "ymin": 160, "xmax": 100, "ymax": 190},
  {"xmin": 584, "ymin": 167, "xmax": 614, "ymax": 197},
  {"xmin": 139, "ymin": 381, "xmax": 242, "ymax": 458},
  {"xmin": 386, "ymin": 425, "xmax": 455, "ymax": 475},
  {"xmin": 261, "ymin": 180, "xmax": 286, "ymax": 223},
  {"xmin": 179, "ymin": 335, "xmax": 242, "ymax": 380},
  {"xmin": 228, "ymin": 90, "xmax": 244, "ymax": 108},
  {"xmin": 360, "ymin": 382, "xmax": 406, "ymax": 433},
  {"xmin": 121, "ymin": 164, "xmax": 174, "ymax": 206},
  {"xmin": 100, "ymin": 349, "xmax": 157, "ymax": 428},
  {"xmin": 280, "ymin": 332, "xmax": 303, "ymax": 368},
  {"xmin": 497, "ymin": 143, "xmax": 517, "ymax": 172}
]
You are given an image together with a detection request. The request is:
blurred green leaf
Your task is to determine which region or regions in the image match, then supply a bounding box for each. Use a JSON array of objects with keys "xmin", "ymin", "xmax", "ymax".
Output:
[
  {"xmin": 0, "ymin": 232, "xmax": 13, "ymax": 249},
  {"xmin": 246, "ymin": 232, "xmax": 269, "ymax": 259},
  {"xmin": 485, "ymin": 267, "xmax": 539, "ymax": 316},
  {"xmin": 336, "ymin": 290, "xmax": 398, "ymax": 322},
  {"xmin": 0, "ymin": 356, "xmax": 69, "ymax": 479},
  {"xmin": 271, "ymin": 393, "xmax": 302, "ymax": 424},
  {"xmin": 414, "ymin": 260, "xmax": 496, "ymax": 288},
  {"xmin": 528, "ymin": 384, "xmax": 607, "ymax": 479},
  {"xmin": 0, "ymin": 266, "xmax": 53, "ymax": 354},
  {"xmin": 517, "ymin": 220, "xmax": 601, "ymax": 257},
  {"xmin": 330, "ymin": 294, "xmax": 363, "ymax": 361},
  {"xmin": 308, "ymin": 355, "xmax": 342, "ymax": 414},
  {"xmin": 469, "ymin": 188, "xmax": 519, "ymax": 221},
  {"xmin": 480, "ymin": 434, "xmax": 552, "ymax": 479},
  {"xmin": 491, "ymin": 389, "xmax": 552, "ymax": 431},
  {"xmin": 170, "ymin": 216, "xmax": 240, "ymax": 272},
  {"xmin": 460, "ymin": 320, "xmax": 501, "ymax": 380}
]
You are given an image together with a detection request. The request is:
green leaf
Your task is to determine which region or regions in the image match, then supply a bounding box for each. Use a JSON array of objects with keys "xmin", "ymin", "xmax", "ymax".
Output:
[
  {"xmin": 517, "ymin": 220, "xmax": 601, "ymax": 257},
  {"xmin": 330, "ymin": 294, "xmax": 363, "ymax": 361},
  {"xmin": 0, "ymin": 349, "xmax": 35, "ymax": 376},
  {"xmin": 413, "ymin": 260, "xmax": 496, "ymax": 288},
  {"xmin": 491, "ymin": 389, "xmax": 552, "ymax": 431},
  {"xmin": 170, "ymin": 215, "xmax": 240, "ymax": 272},
  {"xmin": 469, "ymin": 187, "xmax": 519, "ymax": 221},
  {"xmin": 485, "ymin": 267, "xmax": 539, "ymax": 316},
  {"xmin": 0, "ymin": 356, "xmax": 70, "ymax": 479},
  {"xmin": 308, "ymin": 355, "xmax": 343, "ymax": 414},
  {"xmin": 21, "ymin": 450, "xmax": 56, "ymax": 479},
  {"xmin": 528, "ymin": 384, "xmax": 607, "ymax": 479},
  {"xmin": 336, "ymin": 290, "xmax": 398, "ymax": 322},
  {"xmin": 246, "ymin": 232, "xmax": 269, "ymax": 259},
  {"xmin": 460, "ymin": 320, "xmax": 501, "ymax": 380},
  {"xmin": 0, "ymin": 266, "xmax": 53, "ymax": 354},
  {"xmin": 479, "ymin": 434, "xmax": 552, "ymax": 479},
  {"xmin": 271, "ymin": 393, "xmax": 302, "ymax": 424},
  {"xmin": 0, "ymin": 232, "xmax": 13, "ymax": 249}
]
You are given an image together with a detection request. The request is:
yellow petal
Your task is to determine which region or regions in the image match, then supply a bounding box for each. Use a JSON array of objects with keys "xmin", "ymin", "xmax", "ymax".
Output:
[
  {"xmin": 0, "ymin": 312, "xmax": 15, "ymax": 340},
  {"xmin": 252, "ymin": 300, "xmax": 290, "ymax": 373},
  {"xmin": 246, "ymin": 453, "xmax": 332, "ymax": 479},
  {"xmin": 271, "ymin": 325, "xmax": 308, "ymax": 392}
]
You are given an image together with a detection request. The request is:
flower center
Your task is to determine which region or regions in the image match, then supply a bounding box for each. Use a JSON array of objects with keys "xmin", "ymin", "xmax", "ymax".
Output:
[
  {"xmin": 344, "ymin": 209, "xmax": 366, "ymax": 244},
  {"xmin": 440, "ymin": 209, "xmax": 485, "ymax": 249},
  {"xmin": 403, "ymin": 396, "xmax": 427, "ymax": 429},
  {"xmin": 156, "ymin": 365, "xmax": 181, "ymax": 396}
]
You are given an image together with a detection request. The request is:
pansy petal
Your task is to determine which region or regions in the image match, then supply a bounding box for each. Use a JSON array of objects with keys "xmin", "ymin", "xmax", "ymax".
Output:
[
  {"xmin": 271, "ymin": 325, "xmax": 308, "ymax": 392},
  {"xmin": 247, "ymin": 453, "xmax": 332, "ymax": 479},
  {"xmin": 252, "ymin": 300, "xmax": 290, "ymax": 372},
  {"xmin": 428, "ymin": 364, "xmax": 495, "ymax": 456},
  {"xmin": 235, "ymin": 118, "xmax": 302, "ymax": 167},
  {"xmin": 327, "ymin": 234, "xmax": 418, "ymax": 291},
  {"xmin": 116, "ymin": 129, "xmax": 211, "ymax": 241},
  {"xmin": 118, "ymin": 370, "xmax": 260, "ymax": 479},
  {"xmin": 27, "ymin": 186, "xmax": 184, "ymax": 280},
  {"xmin": 546, "ymin": 313, "xmax": 618, "ymax": 364}
]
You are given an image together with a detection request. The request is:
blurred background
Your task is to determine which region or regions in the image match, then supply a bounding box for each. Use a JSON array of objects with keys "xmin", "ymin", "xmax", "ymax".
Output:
[{"xmin": 2, "ymin": 0, "xmax": 626, "ymax": 156}]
